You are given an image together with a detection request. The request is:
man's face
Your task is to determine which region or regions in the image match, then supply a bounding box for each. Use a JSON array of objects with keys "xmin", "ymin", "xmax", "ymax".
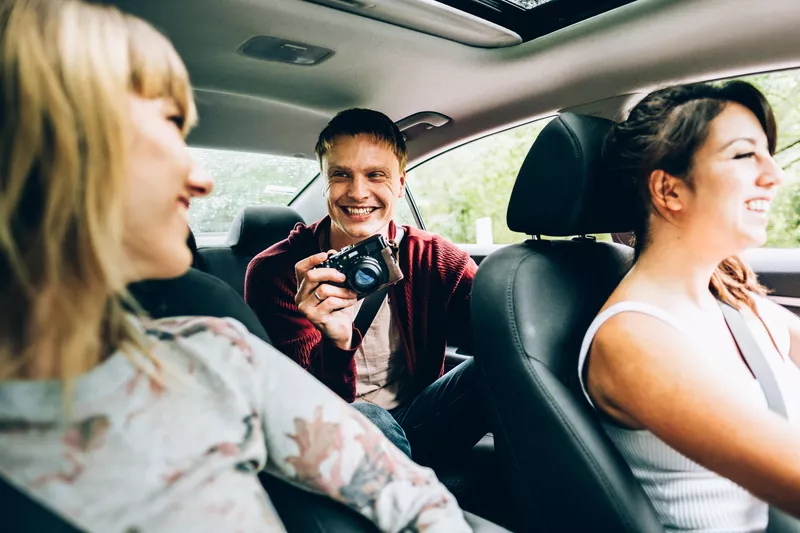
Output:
[{"xmin": 322, "ymin": 134, "xmax": 405, "ymax": 246}]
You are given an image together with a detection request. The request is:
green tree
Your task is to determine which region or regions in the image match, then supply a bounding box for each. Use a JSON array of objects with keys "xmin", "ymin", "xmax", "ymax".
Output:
[
  {"xmin": 407, "ymin": 120, "xmax": 551, "ymax": 244},
  {"xmin": 408, "ymin": 70, "xmax": 800, "ymax": 247},
  {"xmin": 743, "ymin": 71, "xmax": 800, "ymax": 247},
  {"xmin": 188, "ymin": 148, "xmax": 318, "ymax": 233}
]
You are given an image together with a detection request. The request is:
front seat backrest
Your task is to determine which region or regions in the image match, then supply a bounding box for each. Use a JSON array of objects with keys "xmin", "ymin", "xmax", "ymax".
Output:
[
  {"xmin": 471, "ymin": 113, "xmax": 664, "ymax": 533},
  {"xmin": 198, "ymin": 206, "xmax": 304, "ymax": 296},
  {"xmin": 128, "ymin": 230, "xmax": 270, "ymax": 342},
  {"xmin": 186, "ymin": 228, "xmax": 204, "ymax": 271}
]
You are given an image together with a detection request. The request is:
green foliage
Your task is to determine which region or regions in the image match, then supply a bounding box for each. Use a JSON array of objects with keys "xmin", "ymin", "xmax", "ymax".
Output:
[
  {"xmin": 408, "ymin": 71, "xmax": 800, "ymax": 246},
  {"xmin": 742, "ymin": 71, "xmax": 800, "ymax": 247},
  {"xmin": 407, "ymin": 120, "xmax": 551, "ymax": 244},
  {"xmin": 188, "ymin": 148, "xmax": 319, "ymax": 233}
]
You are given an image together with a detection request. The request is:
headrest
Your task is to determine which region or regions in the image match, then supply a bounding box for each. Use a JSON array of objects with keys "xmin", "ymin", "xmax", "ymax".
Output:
[
  {"xmin": 227, "ymin": 205, "xmax": 304, "ymax": 255},
  {"xmin": 187, "ymin": 229, "xmax": 198, "ymax": 256},
  {"xmin": 187, "ymin": 229, "xmax": 202, "ymax": 270},
  {"xmin": 507, "ymin": 113, "xmax": 637, "ymax": 237}
]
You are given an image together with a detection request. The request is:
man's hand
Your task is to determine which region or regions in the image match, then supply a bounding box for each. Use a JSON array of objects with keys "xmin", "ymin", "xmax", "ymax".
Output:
[{"xmin": 295, "ymin": 251, "xmax": 359, "ymax": 350}]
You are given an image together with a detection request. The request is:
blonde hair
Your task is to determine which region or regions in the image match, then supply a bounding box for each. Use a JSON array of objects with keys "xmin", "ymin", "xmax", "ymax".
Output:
[{"xmin": 0, "ymin": 0, "xmax": 196, "ymax": 381}]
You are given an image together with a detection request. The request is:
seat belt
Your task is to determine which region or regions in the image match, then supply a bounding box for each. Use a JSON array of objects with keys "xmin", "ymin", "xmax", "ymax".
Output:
[
  {"xmin": 719, "ymin": 302, "xmax": 800, "ymax": 533},
  {"xmin": 0, "ymin": 475, "xmax": 84, "ymax": 532},
  {"xmin": 719, "ymin": 302, "xmax": 788, "ymax": 417},
  {"xmin": 352, "ymin": 228, "xmax": 403, "ymax": 337}
]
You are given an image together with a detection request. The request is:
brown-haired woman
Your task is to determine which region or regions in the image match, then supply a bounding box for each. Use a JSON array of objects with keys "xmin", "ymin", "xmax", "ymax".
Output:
[
  {"xmin": 578, "ymin": 80, "xmax": 800, "ymax": 532},
  {"xmin": 0, "ymin": 0, "xmax": 471, "ymax": 531}
]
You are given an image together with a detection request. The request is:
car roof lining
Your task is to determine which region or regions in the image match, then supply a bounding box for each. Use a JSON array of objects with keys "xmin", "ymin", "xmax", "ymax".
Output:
[{"xmin": 110, "ymin": 0, "xmax": 800, "ymax": 167}]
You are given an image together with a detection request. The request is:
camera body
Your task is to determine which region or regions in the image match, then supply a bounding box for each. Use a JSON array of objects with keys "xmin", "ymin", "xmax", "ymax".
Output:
[{"xmin": 316, "ymin": 234, "xmax": 404, "ymax": 298}]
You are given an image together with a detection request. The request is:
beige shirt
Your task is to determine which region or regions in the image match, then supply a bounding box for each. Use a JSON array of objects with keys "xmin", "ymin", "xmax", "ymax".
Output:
[{"xmin": 353, "ymin": 295, "xmax": 406, "ymax": 410}]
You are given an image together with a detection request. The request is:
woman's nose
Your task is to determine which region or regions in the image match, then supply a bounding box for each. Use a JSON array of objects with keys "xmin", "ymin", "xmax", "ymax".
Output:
[
  {"xmin": 188, "ymin": 165, "xmax": 213, "ymax": 198},
  {"xmin": 759, "ymin": 153, "xmax": 785, "ymax": 188}
]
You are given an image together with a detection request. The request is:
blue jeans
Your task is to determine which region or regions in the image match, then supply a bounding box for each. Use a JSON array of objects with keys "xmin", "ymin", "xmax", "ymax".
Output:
[{"xmin": 352, "ymin": 358, "xmax": 489, "ymax": 466}]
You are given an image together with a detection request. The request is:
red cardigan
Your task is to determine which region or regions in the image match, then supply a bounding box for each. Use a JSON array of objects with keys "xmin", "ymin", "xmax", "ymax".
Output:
[{"xmin": 244, "ymin": 217, "xmax": 477, "ymax": 403}]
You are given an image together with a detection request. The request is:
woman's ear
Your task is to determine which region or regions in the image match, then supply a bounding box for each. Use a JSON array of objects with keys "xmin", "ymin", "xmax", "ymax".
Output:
[{"xmin": 648, "ymin": 169, "xmax": 686, "ymax": 216}]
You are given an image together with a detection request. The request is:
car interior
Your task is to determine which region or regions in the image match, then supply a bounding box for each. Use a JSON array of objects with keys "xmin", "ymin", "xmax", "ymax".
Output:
[{"xmin": 8, "ymin": 0, "xmax": 800, "ymax": 531}]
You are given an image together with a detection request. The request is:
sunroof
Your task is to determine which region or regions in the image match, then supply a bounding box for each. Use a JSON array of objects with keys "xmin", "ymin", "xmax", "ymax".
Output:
[
  {"xmin": 501, "ymin": 0, "xmax": 558, "ymax": 11},
  {"xmin": 437, "ymin": 0, "xmax": 638, "ymax": 43},
  {"xmin": 303, "ymin": 0, "xmax": 636, "ymax": 48}
]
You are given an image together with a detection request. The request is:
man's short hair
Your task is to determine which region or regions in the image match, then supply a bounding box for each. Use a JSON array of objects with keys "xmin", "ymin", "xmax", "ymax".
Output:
[{"xmin": 315, "ymin": 108, "xmax": 408, "ymax": 171}]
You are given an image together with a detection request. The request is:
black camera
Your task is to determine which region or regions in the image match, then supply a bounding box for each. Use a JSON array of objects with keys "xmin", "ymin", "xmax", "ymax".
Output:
[{"xmin": 315, "ymin": 234, "xmax": 404, "ymax": 298}]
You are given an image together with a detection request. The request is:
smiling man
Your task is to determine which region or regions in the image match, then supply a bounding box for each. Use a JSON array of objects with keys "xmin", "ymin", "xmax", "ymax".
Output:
[{"xmin": 245, "ymin": 109, "xmax": 489, "ymax": 466}]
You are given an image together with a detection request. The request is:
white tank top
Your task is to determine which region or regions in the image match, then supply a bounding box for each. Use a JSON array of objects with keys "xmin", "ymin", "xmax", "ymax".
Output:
[{"xmin": 576, "ymin": 299, "xmax": 800, "ymax": 533}]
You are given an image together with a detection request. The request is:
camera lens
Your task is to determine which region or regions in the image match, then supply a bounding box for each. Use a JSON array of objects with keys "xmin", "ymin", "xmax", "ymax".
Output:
[
  {"xmin": 348, "ymin": 257, "xmax": 384, "ymax": 293},
  {"xmin": 354, "ymin": 269, "xmax": 377, "ymax": 289}
]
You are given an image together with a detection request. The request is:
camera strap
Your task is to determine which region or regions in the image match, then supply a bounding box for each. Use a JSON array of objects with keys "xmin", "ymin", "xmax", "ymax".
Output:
[
  {"xmin": 353, "ymin": 287, "xmax": 390, "ymax": 337},
  {"xmin": 352, "ymin": 227, "xmax": 404, "ymax": 337}
]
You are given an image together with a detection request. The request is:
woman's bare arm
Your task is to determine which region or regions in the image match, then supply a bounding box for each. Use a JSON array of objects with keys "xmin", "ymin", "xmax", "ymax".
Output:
[
  {"xmin": 587, "ymin": 312, "xmax": 800, "ymax": 517},
  {"xmin": 767, "ymin": 299, "xmax": 800, "ymax": 368}
]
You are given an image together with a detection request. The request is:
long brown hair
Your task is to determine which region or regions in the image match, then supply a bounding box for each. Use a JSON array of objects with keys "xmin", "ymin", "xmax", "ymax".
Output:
[
  {"xmin": 605, "ymin": 81, "xmax": 777, "ymax": 311},
  {"xmin": 0, "ymin": 0, "xmax": 196, "ymax": 380}
]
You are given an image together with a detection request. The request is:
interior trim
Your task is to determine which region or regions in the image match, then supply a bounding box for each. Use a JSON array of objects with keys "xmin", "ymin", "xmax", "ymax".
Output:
[
  {"xmin": 302, "ymin": 0, "xmax": 522, "ymax": 48},
  {"xmin": 768, "ymin": 295, "xmax": 800, "ymax": 309}
]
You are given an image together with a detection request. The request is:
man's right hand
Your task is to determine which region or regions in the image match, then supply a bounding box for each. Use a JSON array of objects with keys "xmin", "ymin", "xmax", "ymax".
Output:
[{"xmin": 294, "ymin": 251, "xmax": 359, "ymax": 350}]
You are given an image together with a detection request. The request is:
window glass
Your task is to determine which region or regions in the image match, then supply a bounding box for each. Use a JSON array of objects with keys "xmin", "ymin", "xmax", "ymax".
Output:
[
  {"xmin": 740, "ymin": 70, "xmax": 800, "ymax": 248},
  {"xmin": 394, "ymin": 191, "xmax": 418, "ymax": 228},
  {"xmin": 188, "ymin": 147, "xmax": 318, "ymax": 234},
  {"xmin": 406, "ymin": 118, "xmax": 553, "ymax": 244},
  {"xmin": 407, "ymin": 69, "xmax": 800, "ymax": 248}
]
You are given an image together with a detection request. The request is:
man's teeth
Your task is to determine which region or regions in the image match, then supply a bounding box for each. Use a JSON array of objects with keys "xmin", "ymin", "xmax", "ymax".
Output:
[
  {"xmin": 344, "ymin": 207, "xmax": 374, "ymax": 215},
  {"xmin": 746, "ymin": 199, "xmax": 770, "ymax": 213}
]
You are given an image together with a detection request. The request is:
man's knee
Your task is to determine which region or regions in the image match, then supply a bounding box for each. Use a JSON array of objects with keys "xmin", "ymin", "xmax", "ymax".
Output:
[
  {"xmin": 352, "ymin": 402, "xmax": 398, "ymax": 431},
  {"xmin": 351, "ymin": 402, "xmax": 412, "ymax": 458}
]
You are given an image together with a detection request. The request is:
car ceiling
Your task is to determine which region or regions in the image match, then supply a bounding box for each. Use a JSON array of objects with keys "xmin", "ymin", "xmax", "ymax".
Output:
[{"xmin": 111, "ymin": 0, "xmax": 800, "ymax": 166}]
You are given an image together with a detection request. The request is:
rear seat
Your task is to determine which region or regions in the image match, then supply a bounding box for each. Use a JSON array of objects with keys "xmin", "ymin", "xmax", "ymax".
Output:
[
  {"xmin": 128, "ymin": 231, "xmax": 271, "ymax": 343},
  {"xmin": 197, "ymin": 206, "xmax": 304, "ymax": 296}
]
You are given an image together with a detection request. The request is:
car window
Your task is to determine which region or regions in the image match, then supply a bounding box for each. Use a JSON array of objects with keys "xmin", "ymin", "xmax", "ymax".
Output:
[
  {"xmin": 406, "ymin": 117, "xmax": 585, "ymax": 245},
  {"xmin": 407, "ymin": 69, "xmax": 800, "ymax": 248},
  {"xmin": 188, "ymin": 147, "xmax": 319, "ymax": 234},
  {"xmin": 739, "ymin": 69, "xmax": 800, "ymax": 248},
  {"xmin": 394, "ymin": 187, "xmax": 419, "ymax": 229},
  {"xmin": 406, "ymin": 118, "xmax": 551, "ymax": 245}
]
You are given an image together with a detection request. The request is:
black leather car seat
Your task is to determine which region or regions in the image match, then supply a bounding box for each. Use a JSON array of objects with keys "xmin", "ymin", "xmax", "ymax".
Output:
[
  {"xmin": 186, "ymin": 228, "xmax": 204, "ymax": 270},
  {"xmin": 198, "ymin": 206, "xmax": 304, "ymax": 295},
  {"xmin": 470, "ymin": 112, "xmax": 667, "ymax": 533}
]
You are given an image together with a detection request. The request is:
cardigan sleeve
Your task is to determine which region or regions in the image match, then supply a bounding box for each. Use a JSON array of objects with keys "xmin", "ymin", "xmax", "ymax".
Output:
[
  {"xmin": 432, "ymin": 237, "xmax": 478, "ymax": 353},
  {"xmin": 244, "ymin": 251, "xmax": 362, "ymax": 402}
]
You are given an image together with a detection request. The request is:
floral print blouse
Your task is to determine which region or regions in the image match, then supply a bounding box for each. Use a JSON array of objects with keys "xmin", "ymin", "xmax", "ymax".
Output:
[{"xmin": 0, "ymin": 316, "xmax": 470, "ymax": 532}]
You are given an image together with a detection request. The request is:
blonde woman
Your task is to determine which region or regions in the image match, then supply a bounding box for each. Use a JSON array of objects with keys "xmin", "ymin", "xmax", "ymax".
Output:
[{"xmin": 0, "ymin": 1, "xmax": 473, "ymax": 531}]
